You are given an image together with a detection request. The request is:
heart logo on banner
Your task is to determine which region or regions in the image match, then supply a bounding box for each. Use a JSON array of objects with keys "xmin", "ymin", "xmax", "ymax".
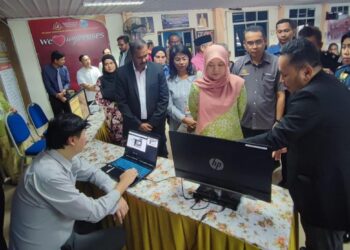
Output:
[{"xmin": 52, "ymin": 35, "xmax": 65, "ymax": 47}]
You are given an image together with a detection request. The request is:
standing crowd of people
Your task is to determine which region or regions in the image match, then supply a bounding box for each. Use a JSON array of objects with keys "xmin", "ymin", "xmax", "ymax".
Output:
[{"xmin": 1, "ymin": 17, "xmax": 349, "ymax": 250}]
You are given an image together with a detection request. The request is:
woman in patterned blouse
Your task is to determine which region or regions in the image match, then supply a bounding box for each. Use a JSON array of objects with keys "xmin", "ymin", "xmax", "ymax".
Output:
[{"xmin": 95, "ymin": 55, "xmax": 124, "ymax": 145}]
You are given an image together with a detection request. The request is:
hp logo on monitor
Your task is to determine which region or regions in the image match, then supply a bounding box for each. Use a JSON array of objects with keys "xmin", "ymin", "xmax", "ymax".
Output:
[{"xmin": 209, "ymin": 158, "xmax": 224, "ymax": 171}]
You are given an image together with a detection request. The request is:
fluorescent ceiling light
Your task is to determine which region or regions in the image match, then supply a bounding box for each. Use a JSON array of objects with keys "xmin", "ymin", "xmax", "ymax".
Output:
[{"xmin": 84, "ymin": 1, "xmax": 144, "ymax": 7}]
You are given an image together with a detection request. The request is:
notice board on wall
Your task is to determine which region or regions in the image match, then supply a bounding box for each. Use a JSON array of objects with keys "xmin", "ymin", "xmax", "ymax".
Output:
[{"xmin": 0, "ymin": 36, "xmax": 27, "ymax": 121}]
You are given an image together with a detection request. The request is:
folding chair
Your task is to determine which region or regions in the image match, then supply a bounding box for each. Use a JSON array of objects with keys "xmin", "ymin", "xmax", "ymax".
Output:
[
  {"xmin": 27, "ymin": 103, "xmax": 49, "ymax": 137},
  {"xmin": 5, "ymin": 111, "xmax": 46, "ymax": 171}
]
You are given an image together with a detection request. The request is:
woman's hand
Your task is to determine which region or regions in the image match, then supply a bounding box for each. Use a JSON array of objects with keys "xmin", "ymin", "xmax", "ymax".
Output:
[{"xmin": 182, "ymin": 117, "xmax": 197, "ymax": 130}]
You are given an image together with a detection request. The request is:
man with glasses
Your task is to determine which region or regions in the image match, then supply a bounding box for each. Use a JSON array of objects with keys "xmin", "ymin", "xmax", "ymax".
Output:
[{"xmin": 233, "ymin": 25, "xmax": 285, "ymax": 138}]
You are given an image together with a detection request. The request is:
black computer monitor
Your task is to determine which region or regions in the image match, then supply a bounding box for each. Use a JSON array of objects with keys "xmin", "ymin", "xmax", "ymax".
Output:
[
  {"xmin": 68, "ymin": 90, "xmax": 90, "ymax": 120},
  {"xmin": 169, "ymin": 131, "xmax": 275, "ymax": 209}
]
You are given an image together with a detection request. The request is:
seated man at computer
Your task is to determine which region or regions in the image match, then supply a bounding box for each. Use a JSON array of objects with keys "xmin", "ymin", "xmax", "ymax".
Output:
[{"xmin": 9, "ymin": 113, "xmax": 138, "ymax": 250}]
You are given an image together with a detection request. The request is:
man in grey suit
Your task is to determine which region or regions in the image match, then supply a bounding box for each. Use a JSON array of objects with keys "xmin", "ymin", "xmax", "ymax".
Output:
[{"xmin": 116, "ymin": 39, "xmax": 169, "ymax": 157}]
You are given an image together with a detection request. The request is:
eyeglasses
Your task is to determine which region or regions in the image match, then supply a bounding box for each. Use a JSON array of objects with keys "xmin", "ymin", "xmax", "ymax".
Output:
[{"xmin": 245, "ymin": 39, "xmax": 264, "ymax": 47}]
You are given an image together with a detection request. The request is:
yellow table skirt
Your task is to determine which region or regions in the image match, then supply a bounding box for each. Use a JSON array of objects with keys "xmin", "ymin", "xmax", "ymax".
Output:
[{"xmin": 124, "ymin": 194, "xmax": 297, "ymax": 250}]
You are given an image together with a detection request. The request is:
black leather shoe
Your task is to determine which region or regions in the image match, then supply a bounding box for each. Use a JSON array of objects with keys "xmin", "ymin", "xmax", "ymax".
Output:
[{"xmin": 299, "ymin": 247, "xmax": 306, "ymax": 250}]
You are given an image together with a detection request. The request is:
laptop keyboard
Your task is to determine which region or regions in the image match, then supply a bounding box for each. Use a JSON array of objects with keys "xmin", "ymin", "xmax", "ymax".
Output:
[{"xmin": 111, "ymin": 158, "xmax": 151, "ymax": 178}]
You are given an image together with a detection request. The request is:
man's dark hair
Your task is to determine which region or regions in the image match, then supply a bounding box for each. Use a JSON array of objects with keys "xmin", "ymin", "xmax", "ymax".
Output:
[
  {"xmin": 169, "ymin": 44, "xmax": 195, "ymax": 80},
  {"xmin": 298, "ymin": 26, "xmax": 322, "ymax": 44},
  {"xmin": 276, "ymin": 18, "xmax": 296, "ymax": 29},
  {"xmin": 341, "ymin": 31, "xmax": 350, "ymax": 45},
  {"xmin": 129, "ymin": 39, "xmax": 147, "ymax": 56},
  {"xmin": 168, "ymin": 33, "xmax": 182, "ymax": 42},
  {"xmin": 51, "ymin": 50, "xmax": 65, "ymax": 62},
  {"xmin": 117, "ymin": 35, "xmax": 130, "ymax": 44},
  {"xmin": 78, "ymin": 54, "xmax": 87, "ymax": 62},
  {"xmin": 281, "ymin": 38, "xmax": 321, "ymax": 69},
  {"xmin": 45, "ymin": 113, "xmax": 89, "ymax": 150},
  {"xmin": 244, "ymin": 25, "xmax": 266, "ymax": 39},
  {"xmin": 147, "ymin": 40, "xmax": 154, "ymax": 48}
]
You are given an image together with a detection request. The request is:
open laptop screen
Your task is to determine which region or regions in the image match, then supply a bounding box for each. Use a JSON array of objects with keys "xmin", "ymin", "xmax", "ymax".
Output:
[
  {"xmin": 124, "ymin": 130, "xmax": 159, "ymax": 166},
  {"xmin": 68, "ymin": 90, "xmax": 90, "ymax": 120}
]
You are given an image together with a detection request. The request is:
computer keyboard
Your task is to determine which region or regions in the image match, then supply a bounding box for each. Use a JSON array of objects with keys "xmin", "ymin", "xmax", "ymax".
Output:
[{"xmin": 111, "ymin": 157, "xmax": 151, "ymax": 178}]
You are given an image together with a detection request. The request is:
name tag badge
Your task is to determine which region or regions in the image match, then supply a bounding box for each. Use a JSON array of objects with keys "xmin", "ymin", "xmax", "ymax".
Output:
[{"xmin": 240, "ymin": 68, "xmax": 250, "ymax": 76}]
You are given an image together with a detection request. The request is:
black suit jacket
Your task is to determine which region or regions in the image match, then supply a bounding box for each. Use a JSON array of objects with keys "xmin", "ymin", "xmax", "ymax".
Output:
[
  {"xmin": 115, "ymin": 61, "xmax": 169, "ymax": 136},
  {"xmin": 246, "ymin": 71, "xmax": 350, "ymax": 230},
  {"xmin": 119, "ymin": 50, "xmax": 132, "ymax": 67}
]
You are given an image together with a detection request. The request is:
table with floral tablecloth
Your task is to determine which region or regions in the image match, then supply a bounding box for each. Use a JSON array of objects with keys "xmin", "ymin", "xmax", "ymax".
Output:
[{"xmin": 79, "ymin": 111, "xmax": 297, "ymax": 250}]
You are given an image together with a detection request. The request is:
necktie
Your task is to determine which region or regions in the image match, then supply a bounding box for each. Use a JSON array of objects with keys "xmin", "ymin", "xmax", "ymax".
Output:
[{"xmin": 57, "ymin": 68, "xmax": 63, "ymax": 91}]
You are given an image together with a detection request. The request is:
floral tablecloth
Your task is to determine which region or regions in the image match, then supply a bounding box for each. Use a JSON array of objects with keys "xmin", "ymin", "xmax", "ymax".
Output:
[{"xmin": 79, "ymin": 111, "xmax": 295, "ymax": 250}]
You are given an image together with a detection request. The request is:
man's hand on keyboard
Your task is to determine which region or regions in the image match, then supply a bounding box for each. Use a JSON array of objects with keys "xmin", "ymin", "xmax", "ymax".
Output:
[{"xmin": 115, "ymin": 168, "xmax": 138, "ymax": 194}]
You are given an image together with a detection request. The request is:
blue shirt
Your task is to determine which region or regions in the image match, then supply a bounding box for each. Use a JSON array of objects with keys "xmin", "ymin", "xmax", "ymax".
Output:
[
  {"xmin": 167, "ymin": 75, "xmax": 197, "ymax": 131},
  {"xmin": 335, "ymin": 64, "xmax": 350, "ymax": 90},
  {"xmin": 267, "ymin": 44, "xmax": 282, "ymax": 56},
  {"xmin": 42, "ymin": 64, "xmax": 70, "ymax": 96},
  {"xmin": 163, "ymin": 64, "xmax": 170, "ymax": 78},
  {"xmin": 9, "ymin": 150, "xmax": 120, "ymax": 250}
]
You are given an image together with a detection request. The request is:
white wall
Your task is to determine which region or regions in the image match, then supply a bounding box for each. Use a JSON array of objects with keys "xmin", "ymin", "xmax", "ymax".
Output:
[
  {"xmin": 8, "ymin": 14, "xmax": 123, "ymax": 118},
  {"xmin": 8, "ymin": 19, "xmax": 53, "ymax": 117}
]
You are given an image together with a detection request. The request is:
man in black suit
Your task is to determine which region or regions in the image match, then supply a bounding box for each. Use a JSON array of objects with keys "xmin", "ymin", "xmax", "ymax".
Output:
[
  {"xmin": 245, "ymin": 38, "xmax": 350, "ymax": 250},
  {"xmin": 117, "ymin": 35, "xmax": 132, "ymax": 67},
  {"xmin": 116, "ymin": 39, "xmax": 169, "ymax": 157}
]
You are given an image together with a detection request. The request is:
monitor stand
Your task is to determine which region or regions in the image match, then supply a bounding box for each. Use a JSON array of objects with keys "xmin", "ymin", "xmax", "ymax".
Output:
[{"xmin": 193, "ymin": 184, "xmax": 242, "ymax": 211}]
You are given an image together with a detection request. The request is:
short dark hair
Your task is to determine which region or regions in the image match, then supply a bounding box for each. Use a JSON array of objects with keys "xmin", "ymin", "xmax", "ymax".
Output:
[
  {"xmin": 147, "ymin": 40, "xmax": 154, "ymax": 48},
  {"xmin": 280, "ymin": 38, "xmax": 321, "ymax": 69},
  {"xmin": 78, "ymin": 54, "xmax": 87, "ymax": 62},
  {"xmin": 298, "ymin": 26, "xmax": 322, "ymax": 44},
  {"xmin": 117, "ymin": 35, "xmax": 130, "ymax": 44},
  {"xmin": 328, "ymin": 42, "xmax": 338, "ymax": 50},
  {"xmin": 244, "ymin": 25, "xmax": 266, "ymax": 39},
  {"xmin": 276, "ymin": 19, "xmax": 296, "ymax": 29},
  {"xmin": 51, "ymin": 50, "xmax": 65, "ymax": 62},
  {"xmin": 341, "ymin": 32, "xmax": 350, "ymax": 44},
  {"xmin": 169, "ymin": 44, "xmax": 195, "ymax": 80},
  {"xmin": 168, "ymin": 33, "xmax": 181, "ymax": 42},
  {"xmin": 129, "ymin": 39, "xmax": 147, "ymax": 56},
  {"xmin": 45, "ymin": 113, "xmax": 89, "ymax": 150}
]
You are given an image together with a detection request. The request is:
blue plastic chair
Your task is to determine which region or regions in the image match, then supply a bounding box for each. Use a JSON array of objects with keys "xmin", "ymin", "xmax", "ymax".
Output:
[
  {"xmin": 27, "ymin": 103, "xmax": 49, "ymax": 137},
  {"xmin": 5, "ymin": 111, "xmax": 46, "ymax": 170}
]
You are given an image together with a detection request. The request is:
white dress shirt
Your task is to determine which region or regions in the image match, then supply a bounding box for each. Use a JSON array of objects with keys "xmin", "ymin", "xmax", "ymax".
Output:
[
  {"xmin": 9, "ymin": 150, "xmax": 119, "ymax": 250},
  {"xmin": 133, "ymin": 64, "xmax": 148, "ymax": 120},
  {"xmin": 119, "ymin": 50, "xmax": 128, "ymax": 67},
  {"xmin": 77, "ymin": 66, "xmax": 102, "ymax": 102}
]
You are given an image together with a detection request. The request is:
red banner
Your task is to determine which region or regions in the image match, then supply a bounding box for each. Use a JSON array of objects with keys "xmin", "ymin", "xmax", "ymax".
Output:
[{"xmin": 29, "ymin": 16, "xmax": 110, "ymax": 90}]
